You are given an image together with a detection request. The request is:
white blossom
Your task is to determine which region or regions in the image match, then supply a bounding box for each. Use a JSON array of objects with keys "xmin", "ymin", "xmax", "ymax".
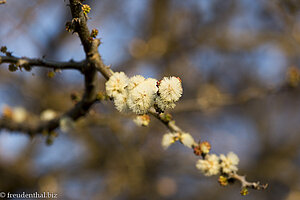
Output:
[
  {"xmin": 105, "ymin": 72, "xmax": 129, "ymax": 98},
  {"xmin": 40, "ymin": 109, "xmax": 57, "ymax": 121},
  {"xmin": 158, "ymin": 77, "xmax": 182, "ymax": 102},
  {"xmin": 180, "ymin": 132, "xmax": 195, "ymax": 148},
  {"xmin": 219, "ymin": 152, "xmax": 239, "ymax": 174},
  {"xmin": 127, "ymin": 78, "xmax": 158, "ymax": 114},
  {"xmin": 114, "ymin": 93, "xmax": 129, "ymax": 113},
  {"xmin": 155, "ymin": 96, "xmax": 176, "ymax": 111},
  {"xmin": 127, "ymin": 75, "xmax": 145, "ymax": 91},
  {"xmin": 133, "ymin": 114, "xmax": 150, "ymax": 127},
  {"xmin": 196, "ymin": 154, "xmax": 220, "ymax": 176},
  {"xmin": 12, "ymin": 107, "xmax": 27, "ymax": 123},
  {"xmin": 161, "ymin": 132, "xmax": 177, "ymax": 149},
  {"xmin": 156, "ymin": 76, "xmax": 183, "ymax": 111},
  {"xmin": 59, "ymin": 117, "xmax": 75, "ymax": 133},
  {"xmin": 144, "ymin": 78, "xmax": 159, "ymax": 90}
]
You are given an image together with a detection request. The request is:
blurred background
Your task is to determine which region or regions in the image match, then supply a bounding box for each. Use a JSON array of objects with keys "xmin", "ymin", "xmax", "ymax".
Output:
[{"xmin": 1, "ymin": 0, "xmax": 300, "ymax": 199}]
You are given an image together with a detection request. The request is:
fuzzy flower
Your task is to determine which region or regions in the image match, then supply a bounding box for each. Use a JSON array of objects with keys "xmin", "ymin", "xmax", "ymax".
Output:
[
  {"xmin": 155, "ymin": 96, "xmax": 176, "ymax": 111},
  {"xmin": 145, "ymin": 78, "xmax": 158, "ymax": 88},
  {"xmin": 127, "ymin": 75, "xmax": 145, "ymax": 91},
  {"xmin": 180, "ymin": 132, "xmax": 195, "ymax": 148},
  {"xmin": 12, "ymin": 107, "xmax": 27, "ymax": 123},
  {"xmin": 161, "ymin": 132, "xmax": 177, "ymax": 149},
  {"xmin": 196, "ymin": 154, "xmax": 220, "ymax": 176},
  {"xmin": 127, "ymin": 78, "xmax": 158, "ymax": 114},
  {"xmin": 133, "ymin": 114, "xmax": 150, "ymax": 127},
  {"xmin": 105, "ymin": 72, "xmax": 129, "ymax": 98},
  {"xmin": 40, "ymin": 109, "xmax": 57, "ymax": 121},
  {"xmin": 219, "ymin": 152, "xmax": 239, "ymax": 174},
  {"xmin": 158, "ymin": 77, "xmax": 183, "ymax": 102},
  {"xmin": 114, "ymin": 93, "xmax": 129, "ymax": 113}
]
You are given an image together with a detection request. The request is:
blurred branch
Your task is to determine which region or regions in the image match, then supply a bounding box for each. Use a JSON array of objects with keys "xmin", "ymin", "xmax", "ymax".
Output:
[
  {"xmin": 0, "ymin": 0, "xmax": 112, "ymax": 135},
  {"xmin": 173, "ymin": 83, "xmax": 297, "ymax": 113},
  {"xmin": 0, "ymin": 0, "xmax": 111, "ymax": 135},
  {"xmin": 0, "ymin": 55, "xmax": 85, "ymax": 72},
  {"xmin": 0, "ymin": 97, "xmax": 100, "ymax": 135},
  {"xmin": 0, "ymin": 0, "xmax": 6, "ymax": 5}
]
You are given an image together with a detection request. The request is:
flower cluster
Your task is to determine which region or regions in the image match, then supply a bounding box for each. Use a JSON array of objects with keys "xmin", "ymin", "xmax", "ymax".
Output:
[
  {"xmin": 105, "ymin": 72, "xmax": 183, "ymax": 115},
  {"xmin": 105, "ymin": 72, "xmax": 251, "ymax": 194},
  {"xmin": 160, "ymin": 131, "xmax": 239, "ymax": 178},
  {"xmin": 161, "ymin": 132, "xmax": 195, "ymax": 149},
  {"xmin": 196, "ymin": 152, "xmax": 239, "ymax": 176}
]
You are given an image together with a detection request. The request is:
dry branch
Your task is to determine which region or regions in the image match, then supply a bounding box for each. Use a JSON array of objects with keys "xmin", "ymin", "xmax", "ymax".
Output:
[{"xmin": 0, "ymin": 55, "xmax": 85, "ymax": 72}]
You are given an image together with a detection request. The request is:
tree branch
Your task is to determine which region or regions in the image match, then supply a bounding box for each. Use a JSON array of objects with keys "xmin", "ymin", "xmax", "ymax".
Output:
[
  {"xmin": 67, "ymin": 1, "xmax": 267, "ymax": 193},
  {"xmin": 148, "ymin": 107, "xmax": 182, "ymax": 133},
  {"xmin": 149, "ymin": 107, "xmax": 268, "ymax": 193},
  {"xmin": 230, "ymin": 173, "xmax": 268, "ymax": 190},
  {"xmin": 0, "ymin": 0, "xmax": 109, "ymax": 135},
  {"xmin": 0, "ymin": 55, "xmax": 85, "ymax": 72},
  {"xmin": 0, "ymin": 98, "xmax": 100, "ymax": 135},
  {"xmin": 0, "ymin": 1, "xmax": 268, "ymax": 194},
  {"xmin": 68, "ymin": 0, "xmax": 112, "ymax": 80}
]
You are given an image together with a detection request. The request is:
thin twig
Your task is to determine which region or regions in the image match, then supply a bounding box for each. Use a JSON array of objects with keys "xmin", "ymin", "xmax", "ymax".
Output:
[
  {"xmin": 69, "ymin": 0, "xmax": 113, "ymax": 80},
  {"xmin": 0, "ymin": 55, "xmax": 85, "ymax": 72},
  {"xmin": 149, "ymin": 108, "xmax": 267, "ymax": 192},
  {"xmin": 230, "ymin": 173, "xmax": 268, "ymax": 190}
]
